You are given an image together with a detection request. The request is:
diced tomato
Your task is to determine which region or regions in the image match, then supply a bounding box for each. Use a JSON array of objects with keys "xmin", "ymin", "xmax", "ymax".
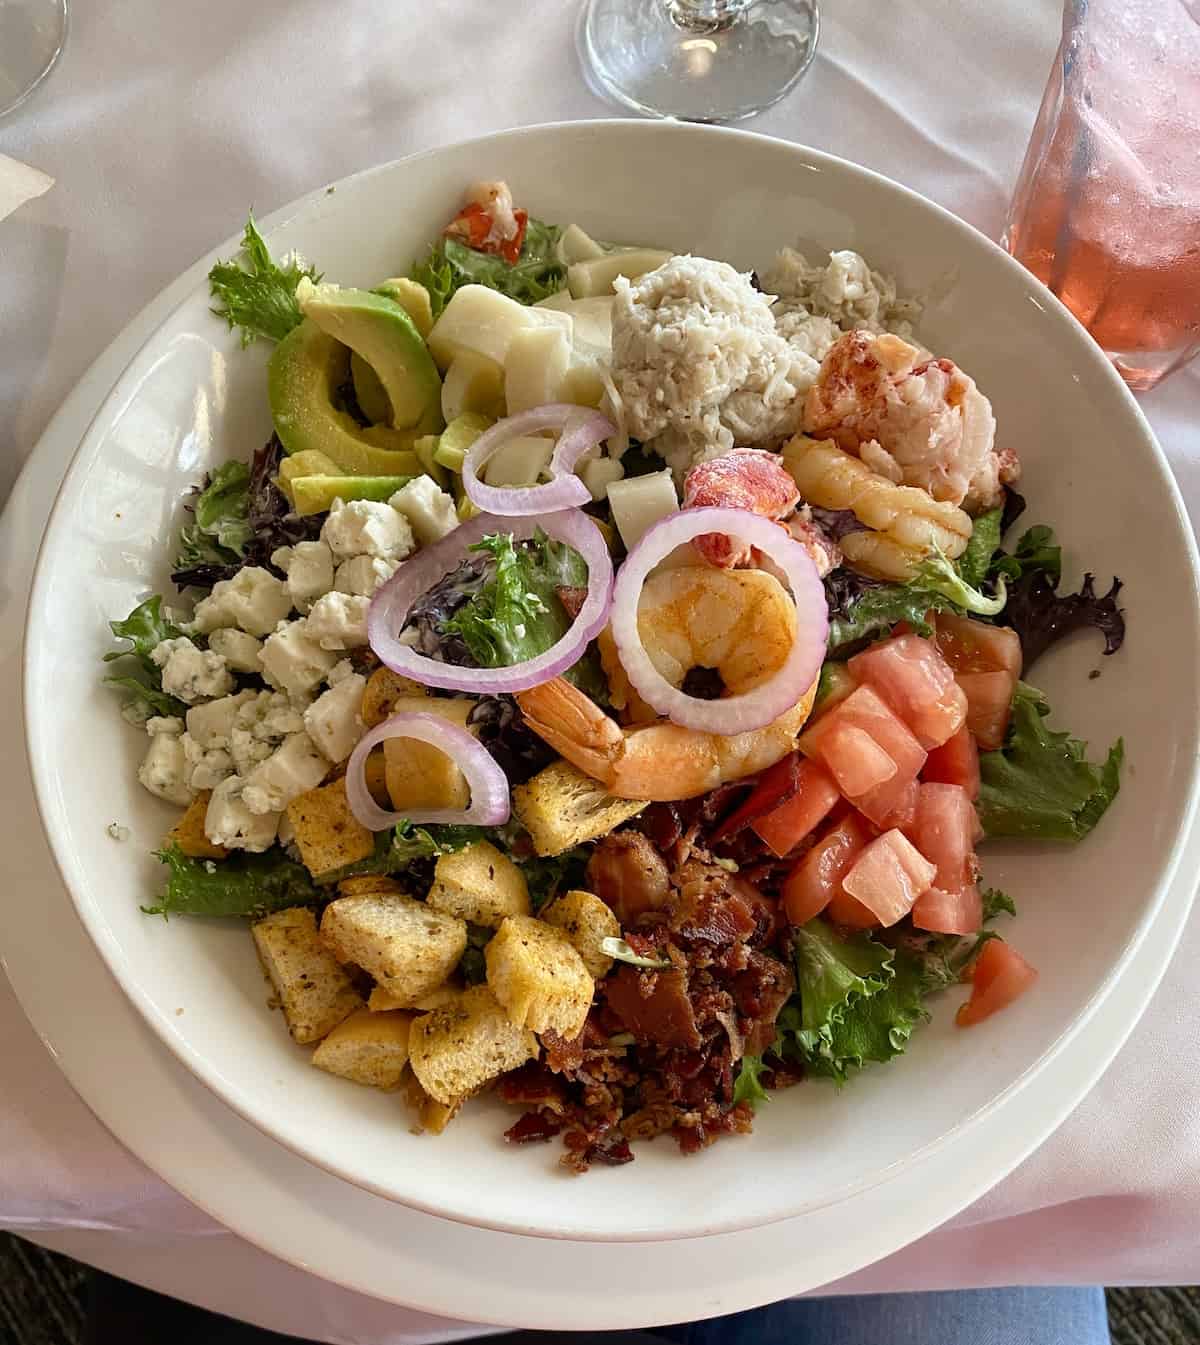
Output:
[
  {"xmin": 934, "ymin": 613, "xmax": 1023, "ymax": 679},
  {"xmin": 819, "ymin": 723, "xmax": 898, "ymax": 797},
  {"xmin": 908, "ymin": 783, "xmax": 978, "ymax": 894},
  {"xmin": 709, "ymin": 752, "xmax": 801, "ymax": 844},
  {"xmin": 781, "ymin": 813, "xmax": 871, "ymax": 927},
  {"xmin": 826, "ymin": 887, "xmax": 881, "ymax": 928},
  {"xmin": 913, "ymin": 884, "xmax": 983, "ymax": 935},
  {"xmin": 923, "ymin": 723, "xmax": 981, "ymax": 800},
  {"xmin": 848, "ymin": 635, "xmax": 967, "ymax": 750},
  {"xmin": 855, "ymin": 770, "xmax": 922, "ymax": 829},
  {"xmin": 875, "ymin": 776, "xmax": 919, "ymax": 830},
  {"xmin": 841, "ymin": 829, "xmax": 937, "ymax": 927},
  {"xmin": 751, "ymin": 759, "xmax": 841, "ymax": 858},
  {"xmin": 958, "ymin": 670, "xmax": 1016, "ymax": 751},
  {"xmin": 801, "ymin": 685, "xmax": 927, "ymax": 784},
  {"xmin": 956, "ymin": 940, "xmax": 1038, "ymax": 1027}
]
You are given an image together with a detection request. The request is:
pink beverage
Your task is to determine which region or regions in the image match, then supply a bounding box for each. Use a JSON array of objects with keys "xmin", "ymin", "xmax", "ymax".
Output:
[{"xmin": 1004, "ymin": 0, "xmax": 1200, "ymax": 391}]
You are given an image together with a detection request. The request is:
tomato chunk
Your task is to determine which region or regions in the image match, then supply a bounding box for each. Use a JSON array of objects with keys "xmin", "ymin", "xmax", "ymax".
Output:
[
  {"xmin": 934, "ymin": 613, "xmax": 1023, "ymax": 679},
  {"xmin": 752, "ymin": 759, "xmax": 842, "ymax": 858},
  {"xmin": 923, "ymin": 723, "xmax": 981, "ymax": 800},
  {"xmin": 819, "ymin": 722, "xmax": 898, "ymax": 797},
  {"xmin": 913, "ymin": 884, "xmax": 983, "ymax": 935},
  {"xmin": 958, "ymin": 670, "xmax": 1017, "ymax": 751},
  {"xmin": 875, "ymin": 776, "xmax": 920, "ymax": 831},
  {"xmin": 849, "ymin": 635, "xmax": 967, "ymax": 750},
  {"xmin": 957, "ymin": 940, "xmax": 1038, "ymax": 1026},
  {"xmin": 841, "ymin": 829, "xmax": 937, "ymax": 927},
  {"xmin": 908, "ymin": 783, "xmax": 978, "ymax": 892},
  {"xmin": 826, "ymin": 887, "xmax": 881, "ymax": 928},
  {"xmin": 781, "ymin": 813, "xmax": 871, "ymax": 927}
]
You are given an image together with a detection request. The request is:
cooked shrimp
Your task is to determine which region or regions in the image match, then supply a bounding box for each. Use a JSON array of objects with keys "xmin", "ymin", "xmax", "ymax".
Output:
[
  {"xmin": 802, "ymin": 330, "xmax": 1011, "ymax": 510},
  {"xmin": 517, "ymin": 566, "xmax": 818, "ymax": 800}
]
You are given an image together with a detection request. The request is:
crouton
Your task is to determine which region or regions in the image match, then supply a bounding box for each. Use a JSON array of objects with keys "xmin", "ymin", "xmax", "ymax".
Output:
[
  {"xmin": 403, "ymin": 1073, "xmax": 463, "ymax": 1133},
  {"xmin": 167, "ymin": 791, "xmax": 228, "ymax": 860},
  {"xmin": 252, "ymin": 907, "xmax": 363, "ymax": 1045},
  {"xmin": 427, "ymin": 841, "xmax": 531, "ymax": 928},
  {"xmin": 338, "ymin": 875, "xmax": 405, "ymax": 898},
  {"xmin": 311, "ymin": 1007, "xmax": 413, "ymax": 1089},
  {"xmin": 408, "ymin": 985, "xmax": 537, "ymax": 1105},
  {"xmin": 320, "ymin": 891, "xmax": 467, "ymax": 1004},
  {"xmin": 512, "ymin": 760, "xmax": 648, "ymax": 857},
  {"xmin": 361, "ymin": 666, "xmax": 428, "ymax": 728},
  {"xmin": 382, "ymin": 696, "xmax": 479, "ymax": 813},
  {"xmin": 542, "ymin": 889, "xmax": 620, "ymax": 979},
  {"xmin": 369, "ymin": 982, "xmax": 461, "ymax": 1013},
  {"xmin": 286, "ymin": 778, "xmax": 375, "ymax": 878},
  {"xmin": 485, "ymin": 914, "xmax": 594, "ymax": 1037}
]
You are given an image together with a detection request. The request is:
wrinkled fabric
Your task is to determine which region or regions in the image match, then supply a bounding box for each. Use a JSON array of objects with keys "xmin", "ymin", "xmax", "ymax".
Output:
[{"xmin": 0, "ymin": 0, "xmax": 1198, "ymax": 1340}]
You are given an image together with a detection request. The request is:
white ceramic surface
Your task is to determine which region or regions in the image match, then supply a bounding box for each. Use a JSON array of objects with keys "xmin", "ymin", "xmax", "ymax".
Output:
[
  {"xmin": 2, "ymin": 197, "xmax": 1198, "ymax": 1328},
  {"xmin": 22, "ymin": 121, "xmax": 1200, "ymax": 1243}
]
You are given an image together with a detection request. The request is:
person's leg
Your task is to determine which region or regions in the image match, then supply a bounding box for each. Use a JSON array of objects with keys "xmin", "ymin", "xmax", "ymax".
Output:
[{"xmin": 660, "ymin": 1286, "xmax": 1111, "ymax": 1345}]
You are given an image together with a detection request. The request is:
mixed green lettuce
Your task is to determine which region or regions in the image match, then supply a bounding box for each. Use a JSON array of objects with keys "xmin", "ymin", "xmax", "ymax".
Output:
[
  {"xmin": 411, "ymin": 217, "xmax": 565, "ymax": 318},
  {"xmin": 209, "ymin": 215, "xmax": 321, "ymax": 347},
  {"xmin": 979, "ymin": 683, "xmax": 1123, "ymax": 840},
  {"xmin": 103, "ymin": 595, "xmax": 187, "ymax": 720},
  {"xmin": 173, "ymin": 460, "xmax": 253, "ymax": 574},
  {"xmin": 146, "ymin": 844, "xmax": 322, "ymax": 919}
]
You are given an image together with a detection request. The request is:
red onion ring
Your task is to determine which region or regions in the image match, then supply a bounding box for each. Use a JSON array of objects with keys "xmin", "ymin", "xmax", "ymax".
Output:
[
  {"xmin": 367, "ymin": 508, "xmax": 613, "ymax": 694},
  {"xmin": 611, "ymin": 506, "xmax": 828, "ymax": 734},
  {"xmin": 345, "ymin": 711, "xmax": 511, "ymax": 831},
  {"xmin": 462, "ymin": 404, "xmax": 614, "ymax": 516}
]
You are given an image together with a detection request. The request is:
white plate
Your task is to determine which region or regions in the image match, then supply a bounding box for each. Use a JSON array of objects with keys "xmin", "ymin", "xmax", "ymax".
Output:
[
  {"xmin": 2, "ymin": 196, "xmax": 1198, "ymax": 1329},
  {"xmin": 21, "ymin": 121, "xmax": 1200, "ymax": 1243}
]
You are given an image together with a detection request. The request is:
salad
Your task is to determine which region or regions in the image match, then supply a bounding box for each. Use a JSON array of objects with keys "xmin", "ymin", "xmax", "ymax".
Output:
[{"xmin": 105, "ymin": 180, "xmax": 1126, "ymax": 1171}]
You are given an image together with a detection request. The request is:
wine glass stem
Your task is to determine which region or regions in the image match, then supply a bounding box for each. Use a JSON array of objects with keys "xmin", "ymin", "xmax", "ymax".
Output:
[{"xmin": 667, "ymin": 0, "xmax": 751, "ymax": 32}]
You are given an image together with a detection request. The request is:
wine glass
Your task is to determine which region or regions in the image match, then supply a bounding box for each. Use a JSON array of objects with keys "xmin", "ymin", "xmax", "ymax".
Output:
[
  {"xmin": 0, "ymin": 0, "xmax": 67, "ymax": 120},
  {"xmin": 580, "ymin": 0, "xmax": 819, "ymax": 124}
]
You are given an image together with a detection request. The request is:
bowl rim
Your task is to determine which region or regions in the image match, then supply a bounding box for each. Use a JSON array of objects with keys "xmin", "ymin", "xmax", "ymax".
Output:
[{"xmin": 22, "ymin": 117, "xmax": 1200, "ymax": 1242}]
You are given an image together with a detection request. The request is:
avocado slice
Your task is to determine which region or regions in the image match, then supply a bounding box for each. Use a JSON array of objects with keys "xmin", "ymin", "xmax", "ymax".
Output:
[
  {"xmin": 289, "ymin": 474, "xmax": 414, "ymax": 517},
  {"xmin": 297, "ymin": 280, "xmax": 443, "ymax": 435},
  {"xmin": 373, "ymin": 278, "xmax": 435, "ymax": 338},
  {"xmin": 351, "ymin": 352, "xmax": 393, "ymax": 425},
  {"xmin": 413, "ymin": 433, "xmax": 448, "ymax": 488},
  {"xmin": 268, "ymin": 320, "xmax": 426, "ymax": 476},
  {"xmin": 277, "ymin": 449, "xmax": 342, "ymax": 485}
]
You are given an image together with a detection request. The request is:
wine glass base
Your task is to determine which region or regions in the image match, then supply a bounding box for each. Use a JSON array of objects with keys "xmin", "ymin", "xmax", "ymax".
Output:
[
  {"xmin": 0, "ymin": 0, "xmax": 68, "ymax": 120},
  {"xmin": 580, "ymin": 0, "xmax": 819, "ymax": 124}
]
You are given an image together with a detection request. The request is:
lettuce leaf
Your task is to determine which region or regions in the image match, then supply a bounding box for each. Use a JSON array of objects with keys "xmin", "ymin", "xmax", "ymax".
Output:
[
  {"xmin": 956, "ymin": 507, "xmax": 1004, "ymax": 588},
  {"xmin": 978, "ymin": 683, "xmax": 1123, "ymax": 840},
  {"xmin": 788, "ymin": 919, "xmax": 894, "ymax": 1058},
  {"xmin": 208, "ymin": 214, "xmax": 321, "ymax": 347},
  {"xmin": 410, "ymin": 217, "xmax": 565, "ymax": 318},
  {"xmin": 826, "ymin": 582, "xmax": 954, "ymax": 657},
  {"xmin": 174, "ymin": 460, "xmax": 252, "ymax": 573},
  {"xmin": 145, "ymin": 844, "xmax": 322, "ymax": 919},
  {"xmin": 103, "ymin": 595, "xmax": 187, "ymax": 719},
  {"xmin": 732, "ymin": 1054, "xmax": 772, "ymax": 1108},
  {"xmin": 522, "ymin": 845, "xmax": 591, "ymax": 912},
  {"xmin": 319, "ymin": 819, "xmax": 484, "ymax": 884}
]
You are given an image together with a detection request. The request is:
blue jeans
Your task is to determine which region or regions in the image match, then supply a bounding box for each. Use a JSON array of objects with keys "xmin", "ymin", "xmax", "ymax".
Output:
[{"xmin": 653, "ymin": 1288, "xmax": 1111, "ymax": 1345}]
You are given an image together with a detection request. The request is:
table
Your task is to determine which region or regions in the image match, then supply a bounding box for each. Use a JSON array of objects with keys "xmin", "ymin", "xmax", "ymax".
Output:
[{"xmin": 2, "ymin": 1, "xmax": 1198, "ymax": 1338}]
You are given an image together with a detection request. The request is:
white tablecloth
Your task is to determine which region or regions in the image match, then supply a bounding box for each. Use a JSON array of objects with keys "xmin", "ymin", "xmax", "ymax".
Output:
[{"xmin": 2, "ymin": 0, "xmax": 1199, "ymax": 1337}]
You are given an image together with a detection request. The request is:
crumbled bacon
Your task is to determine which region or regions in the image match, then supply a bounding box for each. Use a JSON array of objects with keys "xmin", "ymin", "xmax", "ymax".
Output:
[
  {"xmin": 587, "ymin": 831, "xmax": 672, "ymax": 926},
  {"xmin": 606, "ymin": 966, "xmax": 703, "ymax": 1051}
]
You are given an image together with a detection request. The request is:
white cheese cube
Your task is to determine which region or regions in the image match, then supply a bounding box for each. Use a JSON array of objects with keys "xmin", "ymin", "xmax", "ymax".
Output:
[
  {"xmin": 151, "ymin": 637, "xmax": 234, "ymax": 704},
  {"xmin": 606, "ymin": 469, "xmax": 679, "ymax": 550},
  {"xmin": 305, "ymin": 592, "xmax": 370, "ymax": 651},
  {"xmin": 138, "ymin": 733, "xmax": 194, "ymax": 805},
  {"xmin": 205, "ymin": 777, "xmax": 280, "ymax": 852},
  {"xmin": 207, "ymin": 627, "xmax": 264, "ymax": 673},
  {"xmin": 327, "ymin": 659, "xmax": 356, "ymax": 686},
  {"xmin": 145, "ymin": 716, "xmax": 184, "ymax": 737},
  {"xmin": 185, "ymin": 690, "xmax": 256, "ymax": 750},
  {"xmin": 191, "ymin": 566, "xmax": 292, "ymax": 637},
  {"xmin": 580, "ymin": 456, "xmax": 625, "ymax": 502},
  {"xmin": 333, "ymin": 555, "xmax": 398, "ymax": 597},
  {"xmin": 321, "ymin": 499, "xmax": 414, "ymax": 560},
  {"xmin": 180, "ymin": 733, "xmax": 236, "ymax": 791},
  {"xmin": 389, "ymin": 477, "xmax": 458, "ymax": 546},
  {"xmin": 304, "ymin": 674, "xmax": 367, "ymax": 763},
  {"xmin": 259, "ymin": 620, "xmax": 339, "ymax": 697},
  {"xmin": 241, "ymin": 732, "xmax": 330, "ymax": 816},
  {"xmin": 275, "ymin": 540, "xmax": 335, "ymax": 613}
]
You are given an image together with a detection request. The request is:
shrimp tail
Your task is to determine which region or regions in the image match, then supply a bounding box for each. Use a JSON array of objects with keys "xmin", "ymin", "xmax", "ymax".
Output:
[{"xmin": 516, "ymin": 677, "xmax": 625, "ymax": 783}]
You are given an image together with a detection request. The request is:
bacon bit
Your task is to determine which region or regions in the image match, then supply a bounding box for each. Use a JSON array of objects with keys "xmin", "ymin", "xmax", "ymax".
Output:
[
  {"xmin": 709, "ymin": 752, "xmax": 803, "ymax": 844},
  {"xmin": 587, "ymin": 832, "xmax": 672, "ymax": 927},
  {"xmin": 606, "ymin": 966, "xmax": 702, "ymax": 1051},
  {"xmin": 541, "ymin": 1028, "xmax": 586, "ymax": 1075},
  {"xmin": 556, "ymin": 585, "xmax": 588, "ymax": 620},
  {"xmin": 682, "ymin": 449, "xmax": 801, "ymax": 568},
  {"xmin": 504, "ymin": 1112, "xmax": 563, "ymax": 1144},
  {"xmin": 497, "ymin": 1061, "xmax": 569, "ymax": 1110}
]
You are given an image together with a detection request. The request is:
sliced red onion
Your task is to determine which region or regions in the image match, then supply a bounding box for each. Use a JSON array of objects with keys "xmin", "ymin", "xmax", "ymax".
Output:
[
  {"xmin": 462, "ymin": 404, "xmax": 614, "ymax": 516},
  {"xmin": 367, "ymin": 507, "xmax": 613, "ymax": 694},
  {"xmin": 611, "ymin": 506, "xmax": 828, "ymax": 735},
  {"xmin": 345, "ymin": 711, "xmax": 511, "ymax": 831}
]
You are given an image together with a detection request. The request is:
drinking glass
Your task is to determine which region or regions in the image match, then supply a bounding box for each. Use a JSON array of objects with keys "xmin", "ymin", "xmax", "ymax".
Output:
[
  {"xmin": 0, "ymin": 0, "xmax": 67, "ymax": 119},
  {"xmin": 1003, "ymin": 0, "xmax": 1200, "ymax": 391},
  {"xmin": 580, "ymin": 0, "xmax": 819, "ymax": 124}
]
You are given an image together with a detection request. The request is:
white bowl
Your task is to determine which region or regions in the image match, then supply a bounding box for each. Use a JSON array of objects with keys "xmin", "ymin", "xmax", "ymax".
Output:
[{"xmin": 24, "ymin": 121, "xmax": 1200, "ymax": 1244}]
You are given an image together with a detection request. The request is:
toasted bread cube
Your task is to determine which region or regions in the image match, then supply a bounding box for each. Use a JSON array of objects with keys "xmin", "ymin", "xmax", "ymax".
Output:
[
  {"xmin": 311, "ymin": 1007, "xmax": 413, "ymax": 1089},
  {"xmin": 542, "ymin": 889, "xmax": 620, "ymax": 979},
  {"xmin": 361, "ymin": 666, "xmax": 428, "ymax": 728},
  {"xmin": 320, "ymin": 891, "xmax": 467, "ymax": 1005},
  {"xmin": 252, "ymin": 907, "xmax": 363, "ymax": 1045},
  {"xmin": 403, "ymin": 1073, "xmax": 463, "ymax": 1133},
  {"xmin": 427, "ymin": 841, "xmax": 531, "ymax": 928},
  {"xmin": 485, "ymin": 914, "xmax": 594, "ymax": 1037},
  {"xmin": 383, "ymin": 696, "xmax": 478, "ymax": 813},
  {"xmin": 286, "ymin": 778, "xmax": 375, "ymax": 878},
  {"xmin": 338, "ymin": 874, "xmax": 405, "ymax": 898},
  {"xmin": 167, "ymin": 791, "xmax": 228, "ymax": 860},
  {"xmin": 512, "ymin": 760, "xmax": 648, "ymax": 857},
  {"xmin": 408, "ymin": 985, "xmax": 537, "ymax": 1104},
  {"xmin": 369, "ymin": 982, "xmax": 461, "ymax": 1013}
]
